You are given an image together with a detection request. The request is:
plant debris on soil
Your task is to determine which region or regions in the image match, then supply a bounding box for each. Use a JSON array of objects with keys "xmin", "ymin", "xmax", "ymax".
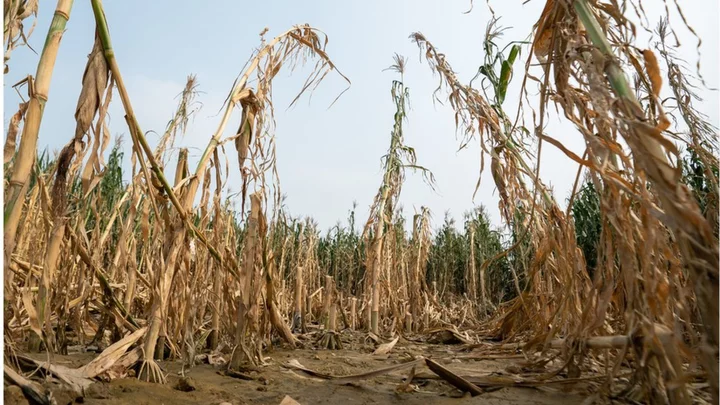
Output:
[{"xmin": 8, "ymin": 330, "xmax": 606, "ymax": 405}]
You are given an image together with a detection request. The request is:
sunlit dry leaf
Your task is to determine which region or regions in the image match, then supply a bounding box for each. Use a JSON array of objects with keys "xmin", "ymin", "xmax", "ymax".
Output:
[
  {"xmin": 373, "ymin": 336, "xmax": 399, "ymax": 355},
  {"xmin": 279, "ymin": 395, "xmax": 302, "ymax": 405},
  {"xmin": 80, "ymin": 327, "xmax": 147, "ymax": 378},
  {"xmin": 4, "ymin": 102, "xmax": 28, "ymax": 164}
]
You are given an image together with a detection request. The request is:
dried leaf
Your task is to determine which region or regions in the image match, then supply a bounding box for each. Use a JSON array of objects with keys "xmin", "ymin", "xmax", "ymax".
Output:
[
  {"xmin": 81, "ymin": 79, "xmax": 114, "ymax": 195},
  {"xmin": 279, "ymin": 396, "xmax": 302, "ymax": 405},
  {"xmin": 80, "ymin": 326, "xmax": 147, "ymax": 378},
  {"xmin": 140, "ymin": 200, "xmax": 150, "ymax": 241},
  {"xmin": 395, "ymin": 365, "xmax": 417, "ymax": 393},
  {"xmin": 74, "ymin": 34, "xmax": 109, "ymax": 140},
  {"xmin": 373, "ymin": 336, "xmax": 399, "ymax": 355},
  {"xmin": 424, "ymin": 358, "xmax": 484, "ymax": 396},
  {"xmin": 17, "ymin": 355, "xmax": 92, "ymax": 395},
  {"xmin": 285, "ymin": 358, "xmax": 424, "ymax": 381},
  {"xmin": 641, "ymin": 49, "xmax": 673, "ymax": 132},
  {"xmin": 109, "ymin": 346, "xmax": 142, "ymax": 377},
  {"xmin": 21, "ymin": 288, "xmax": 42, "ymax": 340},
  {"xmin": 642, "ymin": 49, "xmax": 662, "ymax": 97},
  {"xmin": 4, "ymin": 102, "xmax": 28, "ymax": 163},
  {"xmin": 234, "ymin": 89, "xmax": 258, "ymax": 194},
  {"xmin": 427, "ymin": 328, "xmax": 472, "ymax": 345},
  {"xmin": 532, "ymin": 0, "xmax": 556, "ymax": 61},
  {"xmin": 657, "ymin": 114, "xmax": 671, "ymax": 132}
]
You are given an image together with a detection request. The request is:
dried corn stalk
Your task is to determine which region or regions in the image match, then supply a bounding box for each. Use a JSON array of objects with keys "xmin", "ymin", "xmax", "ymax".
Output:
[{"xmin": 362, "ymin": 55, "xmax": 434, "ymax": 334}]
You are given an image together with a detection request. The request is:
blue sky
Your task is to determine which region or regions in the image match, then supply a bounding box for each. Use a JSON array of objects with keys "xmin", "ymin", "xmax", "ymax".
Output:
[{"xmin": 3, "ymin": 0, "xmax": 718, "ymax": 232}]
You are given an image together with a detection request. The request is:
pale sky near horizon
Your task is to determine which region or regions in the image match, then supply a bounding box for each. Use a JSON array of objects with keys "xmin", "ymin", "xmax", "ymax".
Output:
[{"xmin": 3, "ymin": 1, "xmax": 718, "ymax": 233}]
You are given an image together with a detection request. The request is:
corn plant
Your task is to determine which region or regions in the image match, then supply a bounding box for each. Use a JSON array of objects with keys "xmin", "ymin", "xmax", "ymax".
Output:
[{"xmin": 362, "ymin": 54, "xmax": 434, "ymax": 335}]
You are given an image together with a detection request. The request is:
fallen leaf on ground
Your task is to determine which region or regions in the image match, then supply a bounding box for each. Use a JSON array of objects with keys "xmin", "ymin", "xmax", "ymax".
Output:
[
  {"xmin": 280, "ymin": 395, "xmax": 302, "ymax": 405},
  {"xmin": 425, "ymin": 358, "xmax": 484, "ymax": 397},
  {"xmin": 285, "ymin": 358, "xmax": 424, "ymax": 381},
  {"xmin": 374, "ymin": 336, "xmax": 399, "ymax": 355},
  {"xmin": 80, "ymin": 326, "xmax": 147, "ymax": 378}
]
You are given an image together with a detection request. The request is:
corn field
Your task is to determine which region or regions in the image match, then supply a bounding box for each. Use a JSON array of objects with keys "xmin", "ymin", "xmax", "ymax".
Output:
[{"xmin": 2, "ymin": 1, "xmax": 718, "ymax": 404}]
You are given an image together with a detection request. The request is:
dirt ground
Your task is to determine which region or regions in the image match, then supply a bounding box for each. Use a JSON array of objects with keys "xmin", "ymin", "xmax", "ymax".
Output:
[
  {"xmin": 83, "ymin": 355, "xmax": 587, "ymax": 405},
  {"xmin": 7, "ymin": 330, "xmax": 597, "ymax": 405}
]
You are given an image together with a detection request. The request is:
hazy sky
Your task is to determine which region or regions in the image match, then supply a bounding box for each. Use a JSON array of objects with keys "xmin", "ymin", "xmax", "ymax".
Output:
[{"xmin": 3, "ymin": 1, "xmax": 718, "ymax": 232}]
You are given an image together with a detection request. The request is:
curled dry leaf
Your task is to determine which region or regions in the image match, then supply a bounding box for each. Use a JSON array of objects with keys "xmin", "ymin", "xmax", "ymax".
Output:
[
  {"xmin": 373, "ymin": 336, "xmax": 399, "ymax": 355},
  {"xmin": 642, "ymin": 49, "xmax": 662, "ymax": 97},
  {"xmin": 21, "ymin": 287, "xmax": 42, "ymax": 341},
  {"xmin": 395, "ymin": 365, "xmax": 417, "ymax": 393},
  {"xmin": 80, "ymin": 77, "xmax": 114, "ymax": 195},
  {"xmin": 4, "ymin": 101, "xmax": 28, "ymax": 164},
  {"xmin": 74, "ymin": 34, "xmax": 109, "ymax": 140},
  {"xmin": 279, "ymin": 395, "xmax": 302, "ymax": 405},
  {"xmin": 642, "ymin": 49, "xmax": 671, "ymax": 131},
  {"xmin": 532, "ymin": 0, "xmax": 556, "ymax": 61},
  {"xmin": 285, "ymin": 358, "xmax": 425, "ymax": 381}
]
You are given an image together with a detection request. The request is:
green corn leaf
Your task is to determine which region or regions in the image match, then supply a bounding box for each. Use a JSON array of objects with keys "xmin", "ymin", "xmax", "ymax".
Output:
[
  {"xmin": 497, "ymin": 46, "xmax": 520, "ymax": 105},
  {"xmin": 497, "ymin": 60, "xmax": 511, "ymax": 105},
  {"xmin": 507, "ymin": 44, "xmax": 521, "ymax": 66}
]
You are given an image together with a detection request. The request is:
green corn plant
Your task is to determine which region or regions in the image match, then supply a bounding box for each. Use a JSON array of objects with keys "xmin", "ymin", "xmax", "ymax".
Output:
[
  {"xmin": 570, "ymin": 145, "xmax": 719, "ymax": 285},
  {"xmin": 570, "ymin": 176, "xmax": 601, "ymax": 279},
  {"xmin": 426, "ymin": 213, "xmax": 466, "ymax": 301},
  {"xmin": 463, "ymin": 205, "xmax": 509, "ymax": 312},
  {"xmin": 681, "ymin": 145, "xmax": 719, "ymax": 231},
  {"xmin": 471, "ymin": 19, "xmax": 524, "ymax": 109}
]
